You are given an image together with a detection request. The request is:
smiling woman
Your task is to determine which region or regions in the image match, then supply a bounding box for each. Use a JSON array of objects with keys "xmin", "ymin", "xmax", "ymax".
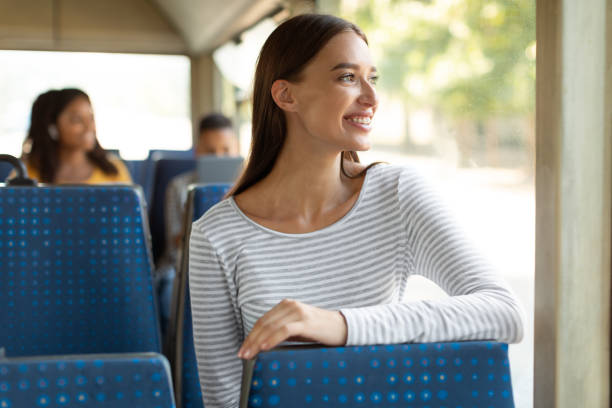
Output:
[
  {"xmin": 22, "ymin": 88, "xmax": 132, "ymax": 184},
  {"xmin": 188, "ymin": 14, "xmax": 524, "ymax": 408}
]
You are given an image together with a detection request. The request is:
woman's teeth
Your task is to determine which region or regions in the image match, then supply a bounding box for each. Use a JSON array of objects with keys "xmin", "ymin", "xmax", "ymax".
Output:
[{"xmin": 346, "ymin": 117, "xmax": 371, "ymax": 124}]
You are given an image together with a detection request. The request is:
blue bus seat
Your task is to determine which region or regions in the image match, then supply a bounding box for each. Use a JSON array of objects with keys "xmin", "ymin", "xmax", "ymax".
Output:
[
  {"xmin": 149, "ymin": 158, "xmax": 196, "ymax": 263},
  {"xmin": 0, "ymin": 185, "xmax": 161, "ymax": 357},
  {"xmin": 0, "ymin": 352, "xmax": 175, "ymax": 407},
  {"xmin": 0, "ymin": 162, "xmax": 13, "ymax": 182},
  {"xmin": 142, "ymin": 150, "xmax": 194, "ymax": 207},
  {"xmin": 240, "ymin": 341, "xmax": 515, "ymax": 408},
  {"xmin": 124, "ymin": 160, "xmax": 147, "ymax": 189},
  {"xmin": 170, "ymin": 184, "xmax": 231, "ymax": 408}
]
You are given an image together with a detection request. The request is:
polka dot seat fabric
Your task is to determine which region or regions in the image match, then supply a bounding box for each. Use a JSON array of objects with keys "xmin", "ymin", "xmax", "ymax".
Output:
[
  {"xmin": 0, "ymin": 186, "xmax": 161, "ymax": 357},
  {"xmin": 242, "ymin": 342, "xmax": 514, "ymax": 408},
  {"xmin": 172, "ymin": 184, "xmax": 230, "ymax": 408},
  {"xmin": 0, "ymin": 352, "xmax": 175, "ymax": 407}
]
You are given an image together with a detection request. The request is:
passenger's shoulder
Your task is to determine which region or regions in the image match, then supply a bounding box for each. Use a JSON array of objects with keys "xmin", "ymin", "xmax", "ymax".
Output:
[
  {"xmin": 365, "ymin": 163, "xmax": 435, "ymax": 207},
  {"xmin": 371, "ymin": 163, "xmax": 428, "ymax": 184},
  {"xmin": 192, "ymin": 198, "xmax": 236, "ymax": 233},
  {"xmin": 105, "ymin": 154, "xmax": 132, "ymax": 183},
  {"xmin": 106, "ymin": 153, "xmax": 124, "ymax": 167},
  {"xmin": 366, "ymin": 163, "xmax": 412, "ymax": 190},
  {"xmin": 190, "ymin": 198, "xmax": 246, "ymax": 256},
  {"xmin": 369, "ymin": 162, "xmax": 407, "ymax": 178}
]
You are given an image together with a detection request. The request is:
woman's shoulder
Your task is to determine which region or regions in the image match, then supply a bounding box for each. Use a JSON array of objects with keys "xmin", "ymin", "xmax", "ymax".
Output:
[
  {"xmin": 365, "ymin": 162, "xmax": 418, "ymax": 189},
  {"xmin": 192, "ymin": 198, "xmax": 242, "ymax": 237},
  {"xmin": 106, "ymin": 154, "xmax": 127, "ymax": 170},
  {"xmin": 364, "ymin": 163, "xmax": 439, "ymax": 209},
  {"xmin": 102, "ymin": 154, "xmax": 132, "ymax": 183}
]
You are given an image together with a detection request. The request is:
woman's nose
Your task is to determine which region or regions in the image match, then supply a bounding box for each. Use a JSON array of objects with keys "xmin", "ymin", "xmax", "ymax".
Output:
[{"xmin": 358, "ymin": 80, "xmax": 378, "ymax": 108}]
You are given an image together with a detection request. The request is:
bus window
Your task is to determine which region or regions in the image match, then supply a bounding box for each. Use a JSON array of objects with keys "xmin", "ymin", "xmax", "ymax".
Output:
[{"xmin": 0, "ymin": 51, "xmax": 191, "ymax": 159}]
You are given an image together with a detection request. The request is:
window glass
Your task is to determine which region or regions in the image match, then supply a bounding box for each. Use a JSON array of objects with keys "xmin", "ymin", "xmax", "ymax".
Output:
[
  {"xmin": 335, "ymin": 1, "xmax": 535, "ymax": 406},
  {"xmin": 213, "ymin": 18, "xmax": 278, "ymax": 158},
  {"xmin": 0, "ymin": 51, "xmax": 191, "ymax": 159}
]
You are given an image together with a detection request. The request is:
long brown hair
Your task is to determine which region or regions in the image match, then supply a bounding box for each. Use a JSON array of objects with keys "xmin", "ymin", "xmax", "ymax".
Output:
[
  {"xmin": 23, "ymin": 88, "xmax": 118, "ymax": 183},
  {"xmin": 230, "ymin": 14, "xmax": 378, "ymax": 196}
]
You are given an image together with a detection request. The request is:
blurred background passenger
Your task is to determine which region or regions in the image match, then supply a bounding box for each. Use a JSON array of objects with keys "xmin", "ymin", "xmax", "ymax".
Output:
[
  {"xmin": 164, "ymin": 112, "xmax": 238, "ymax": 264},
  {"xmin": 22, "ymin": 88, "xmax": 131, "ymax": 184},
  {"xmin": 155, "ymin": 112, "xmax": 238, "ymax": 334}
]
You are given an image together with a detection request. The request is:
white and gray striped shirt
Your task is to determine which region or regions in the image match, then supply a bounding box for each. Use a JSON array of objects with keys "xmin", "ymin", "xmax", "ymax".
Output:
[{"xmin": 189, "ymin": 164, "xmax": 524, "ymax": 408}]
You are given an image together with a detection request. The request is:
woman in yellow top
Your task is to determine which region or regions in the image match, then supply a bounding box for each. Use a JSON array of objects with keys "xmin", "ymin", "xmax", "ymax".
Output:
[{"xmin": 22, "ymin": 88, "xmax": 131, "ymax": 184}]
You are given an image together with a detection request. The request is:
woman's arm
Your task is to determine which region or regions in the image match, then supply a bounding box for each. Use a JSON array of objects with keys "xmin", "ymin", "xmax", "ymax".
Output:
[
  {"xmin": 340, "ymin": 167, "xmax": 524, "ymax": 345},
  {"xmin": 237, "ymin": 299, "xmax": 348, "ymax": 359},
  {"xmin": 189, "ymin": 225, "xmax": 244, "ymax": 408},
  {"xmin": 239, "ymin": 167, "xmax": 524, "ymax": 355}
]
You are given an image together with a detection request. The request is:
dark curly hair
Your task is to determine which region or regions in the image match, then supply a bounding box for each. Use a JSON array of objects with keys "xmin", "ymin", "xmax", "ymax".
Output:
[{"xmin": 23, "ymin": 88, "xmax": 118, "ymax": 183}]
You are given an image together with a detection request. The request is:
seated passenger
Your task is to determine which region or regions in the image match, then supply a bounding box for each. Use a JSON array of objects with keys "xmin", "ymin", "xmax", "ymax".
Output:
[
  {"xmin": 188, "ymin": 14, "xmax": 524, "ymax": 408},
  {"xmin": 21, "ymin": 88, "xmax": 131, "ymax": 184},
  {"xmin": 164, "ymin": 113, "xmax": 238, "ymax": 266},
  {"xmin": 155, "ymin": 113, "xmax": 238, "ymax": 336}
]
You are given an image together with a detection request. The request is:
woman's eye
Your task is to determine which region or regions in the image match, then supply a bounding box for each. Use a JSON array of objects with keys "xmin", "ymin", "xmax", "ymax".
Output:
[
  {"xmin": 339, "ymin": 73, "xmax": 355, "ymax": 83},
  {"xmin": 369, "ymin": 76, "xmax": 379, "ymax": 85}
]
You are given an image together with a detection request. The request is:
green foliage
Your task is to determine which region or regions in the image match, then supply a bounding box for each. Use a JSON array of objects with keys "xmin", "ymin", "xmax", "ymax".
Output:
[{"xmin": 340, "ymin": 0, "xmax": 535, "ymax": 119}]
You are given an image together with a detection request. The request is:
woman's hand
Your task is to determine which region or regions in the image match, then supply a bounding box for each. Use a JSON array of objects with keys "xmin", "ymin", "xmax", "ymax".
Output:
[{"xmin": 237, "ymin": 299, "xmax": 348, "ymax": 359}]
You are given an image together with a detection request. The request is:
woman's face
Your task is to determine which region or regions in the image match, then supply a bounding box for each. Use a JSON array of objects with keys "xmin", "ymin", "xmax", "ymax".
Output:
[
  {"xmin": 288, "ymin": 31, "xmax": 379, "ymax": 152},
  {"xmin": 55, "ymin": 96, "xmax": 96, "ymax": 151}
]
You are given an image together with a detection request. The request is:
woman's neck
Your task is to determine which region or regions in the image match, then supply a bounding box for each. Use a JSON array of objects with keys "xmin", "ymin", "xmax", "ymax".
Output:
[
  {"xmin": 268, "ymin": 144, "xmax": 346, "ymax": 214},
  {"xmin": 54, "ymin": 148, "xmax": 94, "ymax": 183},
  {"xmin": 58, "ymin": 148, "xmax": 89, "ymax": 167},
  {"xmin": 238, "ymin": 128, "xmax": 366, "ymax": 228}
]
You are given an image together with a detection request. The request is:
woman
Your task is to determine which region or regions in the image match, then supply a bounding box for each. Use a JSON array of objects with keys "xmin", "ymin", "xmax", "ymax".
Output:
[
  {"xmin": 189, "ymin": 14, "xmax": 524, "ymax": 408},
  {"xmin": 22, "ymin": 88, "xmax": 131, "ymax": 184}
]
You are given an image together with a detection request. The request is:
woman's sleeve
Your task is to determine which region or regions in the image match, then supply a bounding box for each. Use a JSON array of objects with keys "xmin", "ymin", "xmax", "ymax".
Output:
[
  {"xmin": 189, "ymin": 223, "xmax": 243, "ymax": 408},
  {"xmin": 340, "ymin": 168, "xmax": 524, "ymax": 346}
]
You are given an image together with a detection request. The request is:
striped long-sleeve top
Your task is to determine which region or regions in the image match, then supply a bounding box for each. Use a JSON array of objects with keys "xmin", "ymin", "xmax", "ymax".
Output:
[{"xmin": 188, "ymin": 163, "xmax": 524, "ymax": 408}]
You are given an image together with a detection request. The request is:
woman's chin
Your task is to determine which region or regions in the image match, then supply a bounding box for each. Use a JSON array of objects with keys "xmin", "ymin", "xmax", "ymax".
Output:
[
  {"xmin": 347, "ymin": 136, "xmax": 372, "ymax": 152},
  {"xmin": 353, "ymin": 142, "xmax": 371, "ymax": 152}
]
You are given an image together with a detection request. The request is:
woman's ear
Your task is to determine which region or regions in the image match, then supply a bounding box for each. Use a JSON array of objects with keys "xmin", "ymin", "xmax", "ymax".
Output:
[{"xmin": 271, "ymin": 80, "xmax": 298, "ymax": 112}]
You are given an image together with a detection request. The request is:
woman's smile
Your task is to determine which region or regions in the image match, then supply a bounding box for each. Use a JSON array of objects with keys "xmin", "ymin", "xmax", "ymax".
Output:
[{"xmin": 343, "ymin": 110, "xmax": 374, "ymax": 131}]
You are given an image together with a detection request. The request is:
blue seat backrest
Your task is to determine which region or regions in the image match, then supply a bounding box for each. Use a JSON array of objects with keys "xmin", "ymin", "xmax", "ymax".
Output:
[
  {"xmin": 0, "ymin": 186, "xmax": 161, "ymax": 357},
  {"xmin": 174, "ymin": 184, "xmax": 230, "ymax": 408},
  {"xmin": 244, "ymin": 341, "xmax": 515, "ymax": 408},
  {"xmin": 149, "ymin": 158, "xmax": 196, "ymax": 263},
  {"xmin": 0, "ymin": 352, "xmax": 175, "ymax": 407},
  {"xmin": 0, "ymin": 162, "xmax": 13, "ymax": 182},
  {"xmin": 124, "ymin": 160, "xmax": 147, "ymax": 189},
  {"xmin": 191, "ymin": 185, "xmax": 232, "ymax": 220},
  {"xmin": 142, "ymin": 150, "xmax": 194, "ymax": 207}
]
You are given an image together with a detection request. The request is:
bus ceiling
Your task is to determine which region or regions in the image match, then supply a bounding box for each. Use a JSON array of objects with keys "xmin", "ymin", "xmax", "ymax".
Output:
[{"xmin": 0, "ymin": 0, "xmax": 295, "ymax": 56}]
